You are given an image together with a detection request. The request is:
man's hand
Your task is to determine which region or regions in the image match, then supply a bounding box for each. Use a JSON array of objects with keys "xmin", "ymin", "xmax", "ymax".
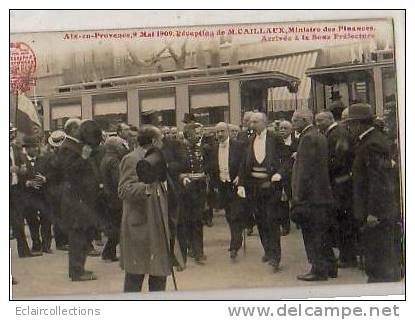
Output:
[
  {"xmin": 81, "ymin": 145, "xmax": 93, "ymax": 159},
  {"xmin": 34, "ymin": 173, "xmax": 47, "ymax": 184},
  {"xmin": 271, "ymin": 173, "xmax": 282, "ymax": 182},
  {"xmin": 237, "ymin": 186, "xmax": 246, "ymax": 198},
  {"xmin": 366, "ymin": 214, "xmax": 380, "ymax": 228},
  {"xmin": 183, "ymin": 177, "xmax": 191, "ymax": 186},
  {"xmin": 26, "ymin": 180, "xmax": 42, "ymax": 189},
  {"xmin": 232, "ymin": 176, "xmax": 239, "ymax": 186}
]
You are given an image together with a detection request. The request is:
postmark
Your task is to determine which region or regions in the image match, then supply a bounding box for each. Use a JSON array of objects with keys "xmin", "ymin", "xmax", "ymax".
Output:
[{"xmin": 10, "ymin": 42, "xmax": 37, "ymax": 93}]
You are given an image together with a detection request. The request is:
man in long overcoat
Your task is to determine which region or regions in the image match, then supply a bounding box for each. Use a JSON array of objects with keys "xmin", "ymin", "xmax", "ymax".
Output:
[
  {"xmin": 346, "ymin": 103, "xmax": 402, "ymax": 283},
  {"xmin": 119, "ymin": 125, "xmax": 171, "ymax": 292},
  {"xmin": 291, "ymin": 109, "xmax": 337, "ymax": 281}
]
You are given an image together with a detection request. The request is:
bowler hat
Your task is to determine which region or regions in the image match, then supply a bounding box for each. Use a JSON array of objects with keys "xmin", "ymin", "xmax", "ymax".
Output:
[
  {"xmin": 22, "ymin": 135, "xmax": 39, "ymax": 147},
  {"xmin": 136, "ymin": 147, "xmax": 167, "ymax": 184},
  {"xmin": 48, "ymin": 130, "xmax": 66, "ymax": 147},
  {"xmin": 346, "ymin": 103, "xmax": 375, "ymax": 121}
]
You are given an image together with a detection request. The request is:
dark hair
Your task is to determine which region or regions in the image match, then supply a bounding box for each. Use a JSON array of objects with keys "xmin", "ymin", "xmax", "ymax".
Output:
[
  {"xmin": 136, "ymin": 125, "xmax": 161, "ymax": 147},
  {"xmin": 116, "ymin": 122, "xmax": 129, "ymax": 135},
  {"xmin": 183, "ymin": 123, "xmax": 202, "ymax": 139}
]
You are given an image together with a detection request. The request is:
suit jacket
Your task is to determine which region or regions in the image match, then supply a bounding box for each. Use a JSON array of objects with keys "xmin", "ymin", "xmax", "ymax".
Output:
[
  {"xmin": 352, "ymin": 128, "xmax": 399, "ymax": 224},
  {"xmin": 205, "ymin": 138, "xmax": 244, "ymax": 186},
  {"xmin": 238, "ymin": 130, "xmax": 286, "ymax": 190},
  {"xmin": 57, "ymin": 138, "xmax": 101, "ymax": 230},
  {"xmin": 291, "ymin": 125, "xmax": 334, "ymax": 209},
  {"xmin": 100, "ymin": 150, "xmax": 122, "ymax": 211}
]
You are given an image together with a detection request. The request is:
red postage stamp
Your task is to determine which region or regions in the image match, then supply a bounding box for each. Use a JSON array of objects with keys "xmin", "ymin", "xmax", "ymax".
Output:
[{"xmin": 10, "ymin": 42, "xmax": 37, "ymax": 93}]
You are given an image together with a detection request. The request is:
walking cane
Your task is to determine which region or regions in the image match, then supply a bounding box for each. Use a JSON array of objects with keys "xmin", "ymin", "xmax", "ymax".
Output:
[
  {"xmin": 243, "ymin": 228, "xmax": 247, "ymax": 255},
  {"xmin": 156, "ymin": 185, "xmax": 178, "ymax": 291}
]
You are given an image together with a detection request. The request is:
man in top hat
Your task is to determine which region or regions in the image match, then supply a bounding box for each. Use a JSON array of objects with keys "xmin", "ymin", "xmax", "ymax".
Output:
[
  {"xmin": 20, "ymin": 135, "xmax": 51, "ymax": 254},
  {"xmin": 204, "ymin": 122, "xmax": 245, "ymax": 259},
  {"xmin": 237, "ymin": 112, "xmax": 286, "ymax": 271},
  {"xmin": 315, "ymin": 111, "xmax": 357, "ymax": 268},
  {"xmin": 345, "ymin": 103, "xmax": 402, "ymax": 283},
  {"xmin": 291, "ymin": 109, "xmax": 337, "ymax": 281},
  {"xmin": 116, "ymin": 122, "xmax": 131, "ymax": 154}
]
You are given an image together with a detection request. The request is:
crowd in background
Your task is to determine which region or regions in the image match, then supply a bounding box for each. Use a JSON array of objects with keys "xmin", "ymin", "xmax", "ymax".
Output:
[{"xmin": 9, "ymin": 102, "xmax": 403, "ymax": 290}]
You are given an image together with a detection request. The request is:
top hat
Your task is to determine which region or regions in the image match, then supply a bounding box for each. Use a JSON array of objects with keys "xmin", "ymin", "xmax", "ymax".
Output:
[
  {"xmin": 22, "ymin": 135, "xmax": 39, "ymax": 147},
  {"xmin": 346, "ymin": 103, "xmax": 375, "ymax": 121},
  {"xmin": 329, "ymin": 100, "xmax": 346, "ymax": 111},
  {"xmin": 48, "ymin": 130, "xmax": 66, "ymax": 147},
  {"xmin": 136, "ymin": 147, "xmax": 167, "ymax": 184},
  {"xmin": 80, "ymin": 120, "xmax": 102, "ymax": 147}
]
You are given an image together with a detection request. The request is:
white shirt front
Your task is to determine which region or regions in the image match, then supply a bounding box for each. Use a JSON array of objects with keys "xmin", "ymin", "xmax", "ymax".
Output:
[
  {"xmin": 283, "ymin": 135, "xmax": 292, "ymax": 146},
  {"xmin": 10, "ymin": 145, "xmax": 18, "ymax": 185},
  {"xmin": 253, "ymin": 129, "xmax": 267, "ymax": 164},
  {"xmin": 218, "ymin": 138, "xmax": 231, "ymax": 182}
]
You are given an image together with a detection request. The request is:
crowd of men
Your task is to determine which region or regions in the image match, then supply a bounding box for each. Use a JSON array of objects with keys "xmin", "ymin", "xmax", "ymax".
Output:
[{"xmin": 9, "ymin": 102, "xmax": 403, "ymax": 291}]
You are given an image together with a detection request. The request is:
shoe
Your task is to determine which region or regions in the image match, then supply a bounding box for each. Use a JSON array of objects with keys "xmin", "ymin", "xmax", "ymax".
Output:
[
  {"xmin": 338, "ymin": 260, "xmax": 358, "ymax": 269},
  {"xmin": 230, "ymin": 250, "xmax": 237, "ymax": 260},
  {"xmin": 88, "ymin": 248, "xmax": 101, "ymax": 257},
  {"xmin": 195, "ymin": 255, "xmax": 207, "ymax": 264},
  {"xmin": 328, "ymin": 269, "xmax": 338, "ymax": 278},
  {"xmin": 21, "ymin": 251, "xmax": 43, "ymax": 258},
  {"xmin": 261, "ymin": 255, "xmax": 270, "ymax": 263},
  {"xmin": 297, "ymin": 273, "xmax": 328, "ymax": 281},
  {"xmin": 102, "ymin": 256, "xmax": 119, "ymax": 262},
  {"xmin": 56, "ymin": 244, "xmax": 70, "ymax": 251},
  {"xmin": 42, "ymin": 248, "xmax": 54, "ymax": 254},
  {"xmin": 268, "ymin": 259, "xmax": 280, "ymax": 272},
  {"xmin": 71, "ymin": 272, "xmax": 98, "ymax": 281},
  {"xmin": 206, "ymin": 220, "xmax": 213, "ymax": 227},
  {"xmin": 176, "ymin": 265, "xmax": 186, "ymax": 272}
]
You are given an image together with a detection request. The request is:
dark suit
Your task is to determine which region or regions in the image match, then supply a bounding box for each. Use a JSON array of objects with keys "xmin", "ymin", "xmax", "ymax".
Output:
[
  {"xmin": 238, "ymin": 130, "xmax": 286, "ymax": 263},
  {"xmin": 58, "ymin": 137, "xmax": 101, "ymax": 278},
  {"xmin": 325, "ymin": 123, "xmax": 357, "ymax": 264},
  {"xmin": 291, "ymin": 125, "xmax": 336, "ymax": 277},
  {"xmin": 10, "ymin": 143, "xmax": 31, "ymax": 257},
  {"xmin": 100, "ymin": 150, "xmax": 122, "ymax": 260},
  {"xmin": 205, "ymin": 138, "xmax": 245, "ymax": 252},
  {"xmin": 20, "ymin": 153, "xmax": 52, "ymax": 252},
  {"xmin": 352, "ymin": 127, "xmax": 401, "ymax": 282}
]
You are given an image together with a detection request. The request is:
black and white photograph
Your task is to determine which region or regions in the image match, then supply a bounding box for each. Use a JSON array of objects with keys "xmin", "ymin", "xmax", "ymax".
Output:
[{"xmin": 8, "ymin": 10, "xmax": 405, "ymax": 300}]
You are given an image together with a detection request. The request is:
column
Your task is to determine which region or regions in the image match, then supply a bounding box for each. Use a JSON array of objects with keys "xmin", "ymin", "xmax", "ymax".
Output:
[
  {"xmin": 229, "ymin": 79, "xmax": 241, "ymax": 125},
  {"xmin": 81, "ymin": 94, "xmax": 93, "ymax": 120},
  {"xmin": 127, "ymin": 88, "xmax": 140, "ymax": 127},
  {"xmin": 175, "ymin": 84, "xmax": 189, "ymax": 131},
  {"xmin": 42, "ymin": 99, "xmax": 50, "ymax": 131},
  {"xmin": 373, "ymin": 67, "xmax": 384, "ymax": 116}
]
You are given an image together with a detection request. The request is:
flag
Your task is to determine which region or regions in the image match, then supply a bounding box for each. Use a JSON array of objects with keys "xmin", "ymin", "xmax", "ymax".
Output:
[{"xmin": 16, "ymin": 93, "xmax": 41, "ymax": 135}]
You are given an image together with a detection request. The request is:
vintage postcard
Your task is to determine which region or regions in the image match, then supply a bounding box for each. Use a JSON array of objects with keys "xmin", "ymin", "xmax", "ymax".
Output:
[{"xmin": 9, "ymin": 10, "xmax": 405, "ymax": 300}]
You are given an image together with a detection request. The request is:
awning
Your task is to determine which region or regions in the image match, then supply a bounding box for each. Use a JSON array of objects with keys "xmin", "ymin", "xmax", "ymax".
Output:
[
  {"xmin": 94, "ymin": 99, "xmax": 127, "ymax": 116},
  {"xmin": 243, "ymin": 50, "xmax": 319, "ymax": 111},
  {"xmin": 140, "ymin": 95, "xmax": 175, "ymax": 112},
  {"xmin": 51, "ymin": 103, "xmax": 81, "ymax": 119}
]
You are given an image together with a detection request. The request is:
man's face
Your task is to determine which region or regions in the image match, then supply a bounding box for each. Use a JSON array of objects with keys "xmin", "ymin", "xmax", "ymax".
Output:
[
  {"xmin": 291, "ymin": 115, "xmax": 306, "ymax": 133},
  {"xmin": 194, "ymin": 127, "xmax": 202, "ymax": 141},
  {"xmin": 229, "ymin": 128, "xmax": 239, "ymax": 139},
  {"xmin": 10, "ymin": 131, "xmax": 17, "ymax": 142},
  {"xmin": 315, "ymin": 115, "xmax": 332, "ymax": 132},
  {"xmin": 250, "ymin": 114, "xmax": 267, "ymax": 134},
  {"xmin": 26, "ymin": 145, "xmax": 39, "ymax": 157},
  {"xmin": 119, "ymin": 124, "xmax": 130, "ymax": 140},
  {"xmin": 152, "ymin": 133, "xmax": 164, "ymax": 149},
  {"xmin": 279, "ymin": 122, "xmax": 292, "ymax": 139},
  {"xmin": 216, "ymin": 125, "xmax": 229, "ymax": 143}
]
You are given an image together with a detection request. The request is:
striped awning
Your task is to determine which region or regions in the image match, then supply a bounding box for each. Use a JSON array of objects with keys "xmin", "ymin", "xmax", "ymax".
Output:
[{"xmin": 243, "ymin": 50, "xmax": 319, "ymax": 111}]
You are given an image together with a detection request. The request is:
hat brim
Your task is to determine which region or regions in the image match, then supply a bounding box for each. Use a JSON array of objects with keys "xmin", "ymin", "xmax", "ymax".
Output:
[{"xmin": 48, "ymin": 136, "xmax": 65, "ymax": 147}]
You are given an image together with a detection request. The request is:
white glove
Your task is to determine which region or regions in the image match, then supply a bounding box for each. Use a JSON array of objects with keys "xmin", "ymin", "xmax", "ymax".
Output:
[
  {"xmin": 81, "ymin": 145, "xmax": 93, "ymax": 159},
  {"xmin": 232, "ymin": 176, "xmax": 239, "ymax": 186},
  {"xmin": 237, "ymin": 186, "xmax": 246, "ymax": 198},
  {"xmin": 183, "ymin": 177, "xmax": 191, "ymax": 186},
  {"xmin": 271, "ymin": 173, "xmax": 282, "ymax": 182}
]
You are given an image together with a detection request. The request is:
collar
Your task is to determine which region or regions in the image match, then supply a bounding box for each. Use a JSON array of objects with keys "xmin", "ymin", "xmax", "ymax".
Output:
[
  {"xmin": 256, "ymin": 129, "xmax": 267, "ymax": 139},
  {"xmin": 66, "ymin": 135, "xmax": 81, "ymax": 144},
  {"xmin": 359, "ymin": 127, "xmax": 376, "ymax": 141},
  {"xmin": 284, "ymin": 135, "xmax": 292, "ymax": 145},
  {"xmin": 326, "ymin": 122, "xmax": 338, "ymax": 135},
  {"xmin": 300, "ymin": 124, "xmax": 313, "ymax": 137},
  {"xmin": 26, "ymin": 154, "xmax": 36, "ymax": 161}
]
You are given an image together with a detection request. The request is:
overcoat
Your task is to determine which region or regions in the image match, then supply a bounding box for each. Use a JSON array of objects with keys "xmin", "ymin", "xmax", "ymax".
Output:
[{"xmin": 118, "ymin": 148, "xmax": 171, "ymax": 277}]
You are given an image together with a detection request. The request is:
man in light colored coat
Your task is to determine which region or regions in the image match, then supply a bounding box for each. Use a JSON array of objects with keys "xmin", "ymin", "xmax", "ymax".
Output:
[{"xmin": 118, "ymin": 125, "xmax": 171, "ymax": 292}]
